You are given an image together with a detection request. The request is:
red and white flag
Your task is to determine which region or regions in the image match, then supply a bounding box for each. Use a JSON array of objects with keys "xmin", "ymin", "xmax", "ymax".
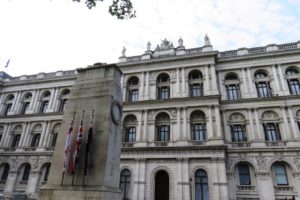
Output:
[
  {"xmin": 70, "ymin": 111, "xmax": 84, "ymax": 175},
  {"xmin": 63, "ymin": 114, "xmax": 75, "ymax": 173}
]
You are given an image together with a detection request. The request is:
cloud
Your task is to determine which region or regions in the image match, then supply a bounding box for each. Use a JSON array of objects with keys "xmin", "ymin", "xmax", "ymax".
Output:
[{"xmin": 0, "ymin": 0, "xmax": 299, "ymax": 76}]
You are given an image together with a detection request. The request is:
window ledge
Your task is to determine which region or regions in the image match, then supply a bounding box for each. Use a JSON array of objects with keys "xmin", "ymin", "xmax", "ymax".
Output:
[
  {"xmin": 274, "ymin": 185, "xmax": 293, "ymax": 192},
  {"xmin": 237, "ymin": 185, "xmax": 255, "ymax": 191}
]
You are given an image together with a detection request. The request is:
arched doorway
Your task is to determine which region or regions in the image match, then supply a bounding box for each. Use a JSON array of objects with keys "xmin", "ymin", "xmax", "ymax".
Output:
[{"xmin": 155, "ymin": 170, "xmax": 169, "ymax": 200}]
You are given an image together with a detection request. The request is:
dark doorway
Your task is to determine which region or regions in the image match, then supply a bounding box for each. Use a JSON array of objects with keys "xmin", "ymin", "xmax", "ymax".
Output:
[{"xmin": 155, "ymin": 170, "xmax": 169, "ymax": 200}]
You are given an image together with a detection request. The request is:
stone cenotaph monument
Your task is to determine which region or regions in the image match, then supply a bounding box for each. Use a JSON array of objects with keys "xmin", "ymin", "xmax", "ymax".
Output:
[{"xmin": 39, "ymin": 63, "xmax": 123, "ymax": 200}]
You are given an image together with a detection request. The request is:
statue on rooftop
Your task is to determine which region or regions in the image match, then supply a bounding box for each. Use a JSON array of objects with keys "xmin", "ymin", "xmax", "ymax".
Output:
[
  {"xmin": 160, "ymin": 38, "xmax": 173, "ymax": 50},
  {"xmin": 178, "ymin": 37, "xmax": 183, "ymax": 47},
  {"xmin": 122, "ymin": 46, "xmax": 126, "ymax": 57},
  {"xmin": 147, "ymin": 41, "xmax": 151, "ymax": 51},
  {"xmin": 204, "ymin": 34, "xmax": 211, "ymax": 46}
]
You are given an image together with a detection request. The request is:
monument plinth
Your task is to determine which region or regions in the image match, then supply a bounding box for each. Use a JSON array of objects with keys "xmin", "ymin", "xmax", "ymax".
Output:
[{"xmin": 39, "ymin": 64, "xmax": 123, "ymax": 200}]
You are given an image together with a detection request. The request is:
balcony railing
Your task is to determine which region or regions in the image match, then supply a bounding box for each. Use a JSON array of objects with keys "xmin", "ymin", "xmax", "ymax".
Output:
[
  {"xmin": 274, "ymin": 185, "xmax": 293, "ymax": 192},
  {"xmin": 237, "ymin": 185, "xmax": 255, "ymax": 191},
  {"xmin": 155, "ymin": 141, "xmax": 168, "ymax": 147},
  {"xmin": 24, "ymin": 147, "xmax": 37, "ymax": 151},
  {"xmin": 192, "ymin": 140, "xmax": 206, "ymax": 145},
  {"xmin": 231, "ymin": 142, "xmax": 250, "ymax": 147},
  {"xmin": 122, "ymin": 142, "xmax": 134, "ymax": 148},
  {"xmin": 265, "ymin": 141, "xmax": 286, "ymax": 146}
]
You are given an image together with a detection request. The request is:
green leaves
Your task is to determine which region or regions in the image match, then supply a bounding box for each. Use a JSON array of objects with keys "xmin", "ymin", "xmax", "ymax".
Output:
[{"xmin": 73, "ymin": 0, "xmax": 136, "ymax": 20}]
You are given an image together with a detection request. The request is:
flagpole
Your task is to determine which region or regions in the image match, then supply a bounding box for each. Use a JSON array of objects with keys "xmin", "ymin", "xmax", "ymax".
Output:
[
  {"xmin": 83, "ymin": 109, "xmax": 94, "ymax": 186},
  {"xmin": 72, "ymin": 110, "xmax": 85, "ymax": 186},
  {"xmin": 61, "ymin": 111, "xmax": 76, "ymax": 186}
]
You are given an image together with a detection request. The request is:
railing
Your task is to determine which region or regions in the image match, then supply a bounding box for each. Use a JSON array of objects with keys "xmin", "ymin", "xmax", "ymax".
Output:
[
  {"xmin": 219, "ymin": 50, "xmax": 238, "ymax": 57},
  {"xmin": 265, "ymin": 141, "xmax": 286, "ymax": 146},
  {"xmin": 248, "ymin": 47, "xmax": 267, "ymax": 54},
  {"xmin": 24, "ymin": 147, "xmax": 36, "ymax": 151},
  {"xmin": 192, "ymin": 140, "xmax": 206, "ymax": 145},
  {"xmin": 274, "ymin": 185, "xmax": 293, "ymax": 192},
  {"xmin": 3, "ymin": 147, "xmax": 16, "ymax": 152},
  {"xmin": 45, "ymin": 147, "xmax": 55, "ymax": 151},
  {"xmin": 278, "ymin": 43, "xmax": 297, "ymax": 50},
  {"xmin": 231, "ymin": 142, "xmax": 250, "ymax": 147},
  {"xmin": 237, "ymin": 185, "xmax": 255, "ymax": 191},
  {"xmin": 122, "ymin": 142, "xmax": 134, "ymax": 147},
  {"xmin": 155, "ymin": 141, "xmax": 168, "ymax": 147}
]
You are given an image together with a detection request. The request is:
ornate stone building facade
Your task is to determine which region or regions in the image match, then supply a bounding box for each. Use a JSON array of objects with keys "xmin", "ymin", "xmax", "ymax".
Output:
[{"xmin": 0, "ymin": 37, "xmax": 300, "ymax": 200}]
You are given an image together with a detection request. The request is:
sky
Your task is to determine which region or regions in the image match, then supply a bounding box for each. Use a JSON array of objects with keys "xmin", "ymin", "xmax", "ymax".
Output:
[{"xmin": 0, "ymin": 0, "xmax": 300, "ymax": 76}]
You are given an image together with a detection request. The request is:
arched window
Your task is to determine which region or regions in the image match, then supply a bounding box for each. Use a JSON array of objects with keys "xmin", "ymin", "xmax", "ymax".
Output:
[
  {"xmin": 120, "ymin": 169, "xmax": 131, "ymax": 200},
  {"xmin": 296, "ymin": 110, "xmax": 300, "ymax": 132},
  {"xmin": 127, "ymin": 77, "xmax": 139, "ymax": 102},
  {"xmin": 50, "ymin": 123, "xmax": 61, "ymax": 148},
  {"xmin": 157, "ymin": 73, "xmax": 170, "ymax": 100},
  {"xmin": 20, "ymin": 93, "xmax": 32, "ymax": 115},
  {"xmin": 272, "ymin": 163, "xmax": 288, "ymax": 186},
  {"xmin": 194, "ymin": 169, "xmax": 208, "ymax": 200},
  {"xmin": 3, "ymin": 94, "xmax": 14, "ymax": 116},
  {"xmin": 123, "ymin": 115, "xmax": 137, "ymax": 143},
  {"xmin": 0, "ymin": 163, "xmax": 9, "ymax": 182},
  {"xmin": 224, "ymin": 73, "xmax": 240, "ymax": 100},
  {"xmin": 237, "ymin": 163, "xmax": 251, "ymax": 185},
  {"xmin": 254, "ymin": 70, "xmax": 272, "ymax": 98},
  {"xmin": 155, "ymin": 112, "xmax": 170, "ymax": 142},
  {"xmin": 0, "ymin": 126, "xmax": 4, "ymax": 144},
  {"xmin": 229, "ymin": 113, "xmax": 247, "ymax": 145},
  {"xmin": 155, "ymin": 170, "xmax": 169, "ymax": 200},
  {"xmin": 58, "ymin": 89, "xmax": 70, "ymax": 112},
  {"xmin": 190, "ymin": 110, "xmax": 206, "ymax": 141},
  {"xmin": 21, "ymin": 163, "xmax": 31, "ymax": 182},
  {"xmin": 262, "ymin": 111, "xmax": 281, "ymax": 145},
  {"xmin": 286, "ymin": 67, "xmax": 300, "ymax": 95},
  {"xmin": 11, "ymin": 125, "xmax": 22, "ymax": 148},
  {"xmin": 30, "ymin": 124, "xmax": 42, "ymax": 148},
  {"xmin": 189, "ymin": 70, "xmax": 203, "ymax": 97},
  {"xmin": 39, "ymin": 91, "xmax": 51, "ymax": 113},
  {"xmin": 39, "ymin": 163, "xmax": 51, "ymax": 185}
]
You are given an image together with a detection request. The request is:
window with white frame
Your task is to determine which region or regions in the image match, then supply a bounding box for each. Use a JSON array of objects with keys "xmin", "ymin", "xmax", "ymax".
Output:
[
  {"xmin": 157, "ymin": 73, "xmax": 170, "ymax": 100},
  {"xmin": 39, "ymin": 91, "xmax": 51, "ymax": 113},
  {"xmin": 126, "ymin": 76, "xmax": 139, "ymax": 102},
  {"xmin": 261, "ymin": 111, "xmax": 282, "ymax": 143},
  {"xmin": 254, "ymin": 70, "xmax": 272, "ymax": 98},
  {"xmin": 120, "ymin": 169, "xmax": 131, "ymax": 200},
  {"xmin": 3, "ymin": 94, "xmax": 14, "ymax": 116},
  {"xmin": 272, "ymin": 162, "xmax": 289, "ymax": 186},
  {"xmin": 58, "ymin": 89, "xmax": 70, "ymax": 112},
  {"xmin": 224, "ymin": 73, "xmax": 241, "ymax": 100},
  {"xmin": 20, "ymin": 92, "xmax": 32, "ymax": 114},
  {"xmin": 190, "ymin": 110, "xmax": 207, "ymax": 141},
  {"xmin": 155, "ymin": 112, "xmax": 170, "ymax": 142},
  {"xmin": 122, "ymin": 115, "xmax": 137, "ymax": 143},
  {"xmin": 188, "ymin": 70, "xmax": 203, "ymax": 97},
  {"xmin": 285, "ymin": 67, "xmax": 300, "ymax": 95},
  {"xmin": 229, "ymin": 113, "xmax": 247, "ymax": 143}
]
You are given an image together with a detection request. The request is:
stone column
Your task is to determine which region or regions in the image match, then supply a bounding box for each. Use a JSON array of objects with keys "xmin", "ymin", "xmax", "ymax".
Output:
[
  {"xmin": 247, "ymin": 109, "xmax": 256, "ymax": 141},
  {"xmin": 217, "ymin": 159, "xmax": 229, "ymax": 200},
  {"xmin": 10, "ymin": 91, "xmax": 20, "ymax": 114},
  {"xmin": 241, "ymin": 68, "xmax": 249, "ymax": 98},
  {"xmin": 222, "ymin": 111, "xmax": 230, "ymax": 142},
  {"xmin": 226, "ymin": 173, "xmax": 236, "ymax": 200},
  {"xmin": 182, "ymin": 107, "xmax": 188, "ymax": 140},
  {"xmin": 177, "ymin": 158, "xmax": 183, "ymax": 200},
  {"xmin": 137, "ymin": 111, "xmax": 143, "ymax": 142},
  {"xmin": 214, "ymin": 106, "xmax": 222, "ymax": 138},
  {"xmin": 0, "ymin": 124, "xmax": 9, "ymax": 147},
  {"xmin": 182, "ymin": 159, "xmax": 190, "ymax": 200},
  {"xmin": 254, "ymin": 109, "xmax": 263, "ymax": 141},
  {"xmin": 42, "ymin": 121, "xmax": 51, "ymax": 147},
  {"xmin": 256, "ymin": 173, "xmax": 275, "ymax": 200},
  {"xmin": 272, "ymin": 65, "xmax": 281, "ymax": 95},
  {"xmin": 138, "ymin": 159, "xmax": 146, "ymax": 200},
  {"xmin": 247, "ymin": 68, "xmax": 255, "ymax": 97},
  {"xmin": 132, "ymin": 160, "xmax": 140, "ymax": 200},
  {"xmin": 19, "ymin": 123, "xmax": 28, "ymax": 148},
  {"xmin": 176, "ymin": 68, "xmax": 181, "ymax": 96},
  {"xmin": 27, "ymin": 90, "xmax": 37, "ymax": 113},
  {"xmin": 208, "ymin": 106, "xmax": 214, "ymax": 139},
  {"xmin": 3, "ymin": 124, "xmax": 12, "ymax": 147},
  {"xmin": 4, "ymin": 171, "xmax": 17, "ymax": 193},
  {"xmin": 218, "ymin": 73, "xmax": 226, "ymax": 100},
  {"xmin": 32, "ymin": 90, "xmax": 41, "ymax": 113},
  {"xmin": 177, "ymin": 107, "xmax": 182, "ymax": 140},
  {"xmin": 50, "ymin": 88, "xmax": 60, "ymax": 112},
  {"xmin": 38, "ymin": 121, "xmax": 48, "ymax": 147},
  {"xmin": 145, "ymin": 72, "xmax": 150, "ymax": 100},
  {"xmin": 22, "ymin": 123, "xmax": 31, "ymax": 147},
  {"xmin": 143, "ymin": 110, "xmax": 148, "ymax": 141},
  {"xmin": 204, "ymin": 65, "xmax": 210, "ymax": 95},
  {"xmin": 281, "ymin": 107, "xmax": 292, "ymax": 140},
  {"xmin": 211, "ymin": 160, "xmax": 220, "ymax": 200},
  {"xmin": 27, "ymin": 171, "xmax": 39, "ymax": 194},
  {"xmin": 181, "ymin": 68, "xmax": 186, "ymax": 96},
  {"xmin": 277, "ymin": 64, "xmax": 289, "ymax": 95},
  {"xmin": 140, "ymin": 72, "xmax": 144, "ymax": 100},
  {"xmin": 0, "ymin": 93, "xmax": 5, "ymax": 114},
  {"xmin": 288, "ymin": 107, "xmax": 299, "ymax": 139},
  {"xmin": 210, "ymin": 64, "xmax": 218, "ymax": 94}
]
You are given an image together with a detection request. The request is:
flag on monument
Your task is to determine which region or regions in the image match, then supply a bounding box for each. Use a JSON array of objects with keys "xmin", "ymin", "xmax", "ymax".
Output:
[
  {"xmin": 63, "ymin": 114, "xmax": 74, "ymax": 173},
  {"xmin": 70, "ymin": 111, "xmax": 84, "ymax": 175},
  {"xmin": 4, "ymin": 59, "xmax": 10, "ymax": 68},
  {"xmin": 84, "ymin": 110, "xmax": 94, "ymax": 175}
]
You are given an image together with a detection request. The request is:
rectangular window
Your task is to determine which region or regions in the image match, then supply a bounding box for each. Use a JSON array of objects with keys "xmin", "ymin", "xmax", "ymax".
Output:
[
  {"xmin": 264, "ymin": 123, "xmax": 281, "ymax": 142},
  {"xmin": 50, "ymin": 133, "xmax": 58, "ymax": 147},
  {"xmin": 4, "ymin": 103, "xmax": 12, "ymax": 116},
  {"xmin": 1, "ymin": 165, "xmax": 9, "ymax": 181},
  {"xmin": 31, "ymin": 134, "xmax": 41, "ymax": 147},
  {"xmin": 273, "ymin": 165, "xmax": 288, "ymax": 185},
  {"xmin": 11, "ymin": 134, "xmax": 21, "ymax": 148},
  {"xmin": 157, "ymin": 125, "xmax": 169, "ymax": 141},
  {"xmin": 59, "ymin": 99, "xmax": 67, "ymax": 112},
  {"xmin": 231, "ymin": 125, "xmax": 247, "ymax": 142},
  {"xmin": 158, "ymin": 87, "xmax": 170, "ymax": 100},
  {"xmin": 128, "ymin": 89, "xmax": 139, "ymax": 102},
  {"xmin": 288, "ymin": 79, "xmax": 300, "ymax": 95},
  {"xmin": 40, "ymin": 101, "xmax": 49, "ymax": 113},
  {"xmin": 21, "ymin": 102, "xmax": 30, "ymax": 114},
  {"xmin": 226, "ymin": 85, "xmax": 240, "ymax": 100},
  {"xmin": 190, "ymin": 84, "xmax": 203, "ymax": 97},
  {"xmin": 256, "ymin": 82, "xmax": 271, "ymax": 97},
  {"xmin": 125, "ymin": 127, "xmax": 136, "ymax": 143},
  {"xmin": 238, "ymin": 165, "xmax": 251, "ymax": 185},
  {"xmin": 191, "ymin": 123, "xmax": 206, "ymax": 141}
]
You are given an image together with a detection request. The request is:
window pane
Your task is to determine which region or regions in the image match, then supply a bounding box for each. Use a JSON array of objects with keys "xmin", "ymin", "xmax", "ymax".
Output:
[
  {"xmin": 120, "ymin": 169, "xmax": 131, "ymax": 199},
  {"xmin": 195, "ymin": 169, "xmax": 209, "ymax": 200},
  {"xmin": 226, "ymin": 85, "xmax": 240, "ymax": 100},
  {"xmin": 288, "ymin": 79, "xmax": 300, "ymax": 95},
  {"xmin": 238, "ymin": 164, "xmax": 251, "ymax": 185},
  {"xmin": 273, "ymin": 164, "xmax": 288, "ymax": 185},
  {"xmin": 231, "ymin": 125, "xmax": 246, "ymax": 142}
]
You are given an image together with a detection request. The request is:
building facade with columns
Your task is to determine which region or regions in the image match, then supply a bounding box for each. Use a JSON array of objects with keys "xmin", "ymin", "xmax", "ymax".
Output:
[{"xmin": 0, "ymin": 37, "xmax": 300, "ymax": 200}]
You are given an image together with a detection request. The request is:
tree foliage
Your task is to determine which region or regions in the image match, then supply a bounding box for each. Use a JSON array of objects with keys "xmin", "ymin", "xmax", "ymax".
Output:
[{"xmin": 74, "ymin": 0, "xmax": 136, "ymax": 19}]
